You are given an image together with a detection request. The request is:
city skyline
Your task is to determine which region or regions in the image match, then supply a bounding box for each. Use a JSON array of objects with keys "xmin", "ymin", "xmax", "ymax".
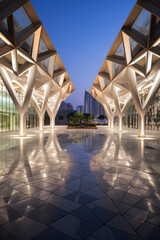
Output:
[
  {"xmin": 31, "ymin": 0, "xmax": 137, "ymax": 109},
  {"xmin": 84, "ymin": 91, "xmax": 106, "ymax": 117}
]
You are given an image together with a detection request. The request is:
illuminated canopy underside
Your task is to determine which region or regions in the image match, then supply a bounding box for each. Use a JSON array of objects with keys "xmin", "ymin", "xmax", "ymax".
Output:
[
  {"xmin": 0, "ymin": 0, "xmax": 75, "ymax": 135},
  {"xmin": 90, "ymin": 0, "xmax": 160, "ymax": 136}
]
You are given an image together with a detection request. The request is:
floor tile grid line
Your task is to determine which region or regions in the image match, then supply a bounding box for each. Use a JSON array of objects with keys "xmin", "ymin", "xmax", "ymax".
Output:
[
  {"xmin": 87, "ymin": 210, "xmax": 120, "ymax": 239},
  {"xmin": 86, "ymin": 167, "xmax": 155, "ymax": 238},
  {"xmin": 24, "ymin": 203, "xmax": 67, "ymax": 226},
  {"xmin": 119, "ymin": 186, "xmax": 160, "ymax": 237},
  {"xmin": 102, "ymin": 192, "xmax": 142, "ymax": 238}
]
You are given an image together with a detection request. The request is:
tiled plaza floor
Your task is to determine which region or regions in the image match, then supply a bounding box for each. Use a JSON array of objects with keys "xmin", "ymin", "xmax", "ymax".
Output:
[{"xmin": 0, "ymin": 126, "xmax": 160, "ymax": 239}]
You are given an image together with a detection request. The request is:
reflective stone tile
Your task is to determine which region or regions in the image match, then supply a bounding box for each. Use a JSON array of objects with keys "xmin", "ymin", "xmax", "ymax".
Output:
[
  {"xmin": 17, "ymin": 185, "xmax": 39, "ymax": 196},
  {"xmin": 47, "ymin": 194, "xmax": 81, "ymax": 212},
  {"xmin": 4, "ymin": 216, "xmax": 47, "ymax": 239},
  {"xmin": 7, "ymin": 192, "xmax": 30, "ymax": 205},
  {"xmin": 148, "ymin": 215, "xmax": 160, "ymax": 226},
  {"xmin": 54, "ymin": 186, "xmax": 73, "ymax": 197},
  {"xmin": 125, "ymin": 207, "xmax": 148, "ymax": 221},
  {"xmin": 92, "ymin": 226, "xmax": 110, "ymax": 240},
  {"xmin": 105, "ymin": 226, "xmax": 141, "ymax": 240},
  {"xmin": 32, "ymin": 227, "xmax": 72, "ymax": 240},
  {"xmin": 92, "ymin": 197, "xmax": 119, "ymax": 213},
  {"xmin": 72, "ymin": 206, "xmax": 102, "ymax": 227},
  {"xmin": 107, "ymin": 189, "xmax": 125, "ymax": 201},
  {"xmin": 0, "ymin": 225, "xmax": 17, "ymax": 240},
  {"xmin": 124, "ymin": 215, "xmax": 144, "ymax": 230},
  {"xmin": 76, "ymin": 220, "xmax": 100, "ymax": 239},
  {"xmin": 0, "ymin": 208, "xmax": 20, "ymax": 225},
  {"xmin": 51, "ymin": 214, "xmax": 78, "ymax": 238},
  {"xmin": 92, "ymin": 206, "xmax": 116, "ymax": 224},
  {"xmin": 25, "ymin": 203, "xmax": 67, "ymax": 225},
  {"xmin": 0, "ymin": 126, "xmax": 160, "ymax": 239},
  {"xmin": 113, "ymin": 200, "xmax": 131, "ymax": 214},
  {"xmin": 79, "ymin": 193, "xmax": 96, "ymax": 205},
  {"xmin": 107, "ymin": 215, "xmax": 137, "ymax": 235},
  {"xmin": 137, "ymin": 222, "xmax": 156, "ymax": 238}
]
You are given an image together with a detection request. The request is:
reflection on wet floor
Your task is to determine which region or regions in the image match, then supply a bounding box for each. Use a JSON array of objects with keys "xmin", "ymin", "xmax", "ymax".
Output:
[{"xmin": 0, "ymin": 126, "xmax": 160, "ymax": 239}]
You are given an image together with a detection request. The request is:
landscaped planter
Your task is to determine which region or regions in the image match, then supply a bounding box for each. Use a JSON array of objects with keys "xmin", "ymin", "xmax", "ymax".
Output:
[{"xmin": 67, "ymin": 126, "xmax": 97, "ymax": 129}]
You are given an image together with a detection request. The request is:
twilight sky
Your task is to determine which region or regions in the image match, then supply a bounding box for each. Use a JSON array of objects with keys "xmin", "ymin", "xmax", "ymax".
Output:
[{"xmin": 31, "ymin": 0, "xmax": 137, "ymax": 109}]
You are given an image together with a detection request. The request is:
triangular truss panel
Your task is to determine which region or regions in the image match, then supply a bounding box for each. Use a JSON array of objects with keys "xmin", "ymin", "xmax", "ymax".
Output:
[
  {"xmin": 0, "ymin": 52, "xmax": 12, "ymax": 71},
  {"xmin": 152, "ymin": 53, "xmax": 160, "ymax": 67},
  {"xmin": 154, "ymin": 17, "xmax": 160, "ymax": 40},
  {"xmin": 129, "ymin": 38, "xmax": 144, "ymax": 59},
  {"xmin": 115, "ymin": 42, "xmax": 125, "ymax": 57},
  {"xmin": 17, "ymin": 50, "xmax": 34, "ymax": 75},
  {"xmin": 38, "ymin": 38, "xmax": 48, "ymax": 54},
  {"xmin": 131, "ymin": 8, "xmax": 151, "ymax": 40},
  {"xmin": 0, "ymin": 18, "xmax": 8, "ymax": 36},
  {"xmin": 19, "ymin": 33, "xmax": 34, "ymax": 56},
  {"xmin": 13, "ymin": 7, "xmax": 33, "ymax": 40}
]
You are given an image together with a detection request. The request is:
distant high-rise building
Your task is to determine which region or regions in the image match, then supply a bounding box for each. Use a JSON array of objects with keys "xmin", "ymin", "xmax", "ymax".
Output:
[
  {"xmin": 56, "ymin": 101, "xmax": 74, "ymax": 125},
  {"xmin": 77, "ymin": 105, "xmax": 83, "ymax": 113},
  {"xmin": 83, "ymin": 91, "xmax": 106, "ymax": 117},
  {"xmin": 59, "ymin": 101, "xmax": 73, "ymax": 111}
]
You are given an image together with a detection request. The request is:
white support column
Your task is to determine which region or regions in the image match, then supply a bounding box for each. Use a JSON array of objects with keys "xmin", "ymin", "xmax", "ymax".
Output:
[
  {"xmin": 0, "ymin": 65, "xmax": 37, "ymax": 137},
  {"xmin": 32, "ymin": 81, "xmax": 51, "ymax": 132},
  {"xmin": 19, "ymin": 113, "xmax": 26, "ymax": 137},
  {"xmin": 118, "ymin": 115, "xmax": 123, "ymax": 132},
  {"xmin": 126, "ymin": 68, "xmax": 160, "ymax": 137},
  {"xmin": 39, "ymin": 114, "xmax": 44, "ymax": 132},
  {"xmin": 126, "ymin": 68, "xmax": 146, "ymax": 137},
  {"xmin": 110, "ymin": 116, "xmax": 114, "ymax": 129},
  {"xmin": 50, "ymin": 116, "xmax": 55, "ymax": 129},
  {"xmin": 138, "ymin": 114, "xmax": 145, "ymax": 137},
  {"xmin": 112, "ymin": 85, "xmax": 123, "ymax": 132},
  {"xmin": 22, "ymin": 65, "xmax": 37, "ymax": 111},
  {"xmin": 101, "ymin": 97, "xmax": 115, "ymax": 130},
  {"xmin": 112, "ymin": 86, "xmax": 132, "ymax": 132},
  {"xmin": 108, "ymin": 118, "xmax": 110, "ymax": 127},
  {"xmin": 47, "ymin": 91, "xmax": 62, "ymax": 129}
]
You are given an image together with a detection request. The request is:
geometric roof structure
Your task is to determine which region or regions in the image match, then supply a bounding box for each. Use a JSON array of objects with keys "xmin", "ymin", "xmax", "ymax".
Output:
[
  {"xmin": 90, "ymin": 0, "xmax": 160, "ymax": 137},
  {"xmin": 0, "ymin": 0, "xmax": 74, "ymax": 136}
]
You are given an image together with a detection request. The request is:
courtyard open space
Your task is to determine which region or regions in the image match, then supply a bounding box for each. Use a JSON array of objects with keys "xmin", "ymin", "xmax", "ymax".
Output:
[
  {"xmin": 0, "ymin": 126, "xmax": 160, "ymax": 239},
  {"xmin": 0, "ymin": 0, "xmax": 160, "ymax": 238}
]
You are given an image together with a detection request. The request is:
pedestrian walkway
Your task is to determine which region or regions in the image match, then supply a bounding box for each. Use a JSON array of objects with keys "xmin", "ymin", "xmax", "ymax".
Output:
[{"xmin": 0, "ymin": 126, "xmax": 160, "ymax": 239}]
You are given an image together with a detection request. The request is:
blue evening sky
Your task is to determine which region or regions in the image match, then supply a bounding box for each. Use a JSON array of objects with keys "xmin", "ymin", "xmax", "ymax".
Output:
[{"xmin": 31, "ymin": 0, "xmax": 136, "ymax": 109}]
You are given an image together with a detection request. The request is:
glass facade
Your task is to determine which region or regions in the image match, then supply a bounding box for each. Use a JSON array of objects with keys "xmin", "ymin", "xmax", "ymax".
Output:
[
  {"xmin": 0, "ymin": 82, "xmax": 38, "ymax": 132},
  {"xmin": 123, "ymin": 88, "xmax": 160, "ymax": 131},
  {"xmin": 26, "ymin": 104, "xmax": 38, "ymax": 129}
]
